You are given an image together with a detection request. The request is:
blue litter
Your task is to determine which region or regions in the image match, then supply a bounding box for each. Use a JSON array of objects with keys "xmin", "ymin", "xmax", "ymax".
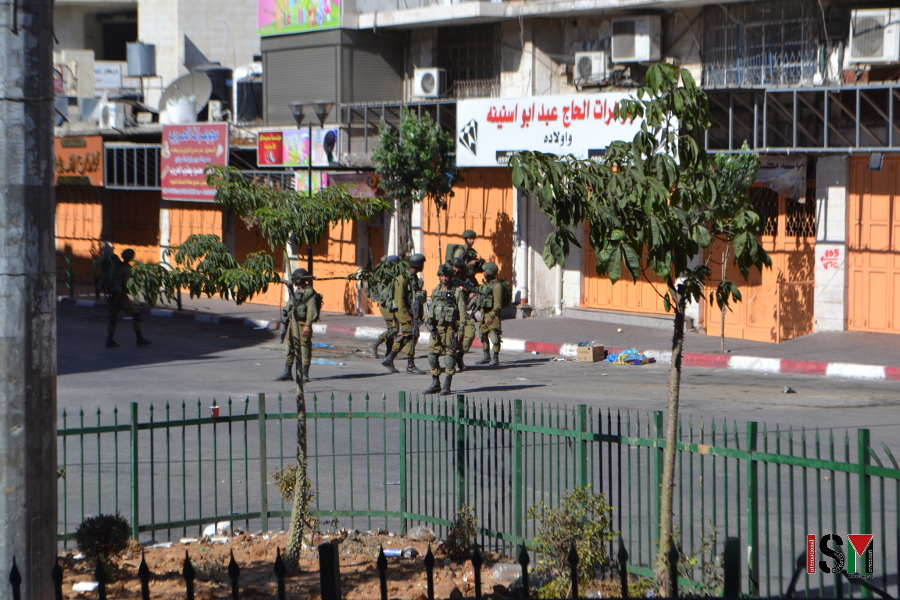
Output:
[
  {"xmin": 312, "ymin": 342, "xmax": 334, "ymax": 348},
  {"xmin": 605, "ymin": 348, "xmax": 649, "ymax": 364},
  {"xmin": 311, "ymin": 358, "xmax": 344, "ymax": 366}
]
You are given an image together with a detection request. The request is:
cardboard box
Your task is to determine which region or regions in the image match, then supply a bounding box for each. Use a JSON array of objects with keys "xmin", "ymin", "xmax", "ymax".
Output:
[{"xmin": 576, "ymin": 344, "xmax": 605, "ymax": 362}]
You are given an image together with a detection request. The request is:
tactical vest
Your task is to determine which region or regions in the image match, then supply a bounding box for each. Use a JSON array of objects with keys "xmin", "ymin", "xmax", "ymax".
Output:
[
  {"xmin": 429, "ymin": 287, "xmax": 459, "ymax": 325},
  {"xmin": 479, "ymin": 281, "xmax": 497, "ymax": 310},
  {"xmin": 291, "ymin": 288, "xmax": 317, "ymax": 321}
]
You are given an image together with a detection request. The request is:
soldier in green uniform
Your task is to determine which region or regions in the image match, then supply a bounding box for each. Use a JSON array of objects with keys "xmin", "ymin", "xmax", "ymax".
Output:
[
  {"xmin": 367, "ymin": 255, "xmax": 401, "ymax": 358},
  {"xmin": 450, "ymin": 256, "xmax": 477, "ymax": 371},
  {"xmin": 423, "ymin": 264, "xmax": 468, "ymax": 396},
  {"xmin": 103, "ymin": 248, "xmax": 152, "ymax": 348},
  {"xmin": 475, "ymin": 261, "xmax": 503, "ymax": 367},
  {"xmin": 454, "ymin": 230, "xmax": 483, "ymax": 274},
  {"xmin": 381, "ymin": 253, "xmax": 427, "ymax": 375},
  {"xmin": 274, "ymin": 268, "xmax": 320, "ymax": 383}
]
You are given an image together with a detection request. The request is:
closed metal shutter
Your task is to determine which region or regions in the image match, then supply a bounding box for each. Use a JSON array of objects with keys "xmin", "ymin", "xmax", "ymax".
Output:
[
  {"xmin": 265, "ymin": 47, "xmax": 338, "ymax": 126},
  {"xmin": 349, "ymin": 46, "xmax": 402, "ymax": 102}
]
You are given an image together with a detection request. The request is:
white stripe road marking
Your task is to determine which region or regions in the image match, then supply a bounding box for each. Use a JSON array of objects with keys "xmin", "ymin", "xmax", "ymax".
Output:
[
  {"xmin": 353, "ymin": 327, "xmax": 384, "ymax": 339},
  {"xmin": 194, "ymin": 314, "xmax": 220, "ymax": 324},
  {"xmin": 825, "ymin": 363, "xmax": 886, "ymax": 380},
  {"xmin": 150, "ymin": 309, "xmax": 173, "ymax": 318},
  {"xmin": 558, "ymin": 343, "xmax": 579, "ymax": 358},
  {"xmin": 643, "ymin": 349, "xmax": 672, "ymax": 364},
  {"xmin": 74, "ymin": 299, "xmax": 96, "ymax": 308},
  {"xmin": 503, "ymin": 339, "xmax": 526, "ymax": 352},
  {"xmin": 728, "ymin": 356, "xmax": 781, "ymax": 373}
]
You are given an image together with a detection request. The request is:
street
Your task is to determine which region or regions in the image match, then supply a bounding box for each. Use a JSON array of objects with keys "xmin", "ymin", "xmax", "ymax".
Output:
[{"xmin": 59, "ymin": 304, "xmax": 900, "ymax": 446}]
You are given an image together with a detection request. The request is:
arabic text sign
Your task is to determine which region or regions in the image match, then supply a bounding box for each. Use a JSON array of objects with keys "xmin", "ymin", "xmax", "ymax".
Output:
[
  {"xmin": 256, "ymin": 128, "xmax": 339, "ymax": 167},
  {"xmin": 94, "ymin": 62, "xmax": 123, "ymax": 90},
  {"xmin": 161, "ymin": 123, "xmax": 229, "ymax": 202},
  {"xmin": 455, "ymin": 93, "xmax": 640, "ymax": 167},
  {"xmin": 756, "ymin": 155, "xmax": 807, "ymax": 202},
  {"xmin": 55, "ymin": 136, "xmax": 104, "ymax": 186}
]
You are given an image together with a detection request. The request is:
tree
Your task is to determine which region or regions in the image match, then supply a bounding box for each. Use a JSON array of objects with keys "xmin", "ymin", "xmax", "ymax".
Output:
[
  {"xmin": 508, "ymin": 63, "xmax": 771, "ymax": 594},
  {"xmin": 132, "ymin": 167, "xmax": 391, "ymax": 572},
  {"xmin": 372, "ymin": 108, "xmax": 460, "ymax": 259},
  {"xmin": 203, "ymin": 165, "xmax": 392, "ymax": 571},
  {"xmin": 712, "ymin": 145, "xmax": 761, "ymax": 352}
]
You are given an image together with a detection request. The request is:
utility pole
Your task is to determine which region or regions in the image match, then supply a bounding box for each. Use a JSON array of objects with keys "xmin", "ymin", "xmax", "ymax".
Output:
[{"xmin": 0, "ymin": 0, "xmax": 58, "ymax": 598}]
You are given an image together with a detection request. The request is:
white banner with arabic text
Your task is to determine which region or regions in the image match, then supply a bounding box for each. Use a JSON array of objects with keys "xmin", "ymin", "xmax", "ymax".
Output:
[{"xmin": 455, "ymin": 93, "xmax": 641, "ymax": 167}]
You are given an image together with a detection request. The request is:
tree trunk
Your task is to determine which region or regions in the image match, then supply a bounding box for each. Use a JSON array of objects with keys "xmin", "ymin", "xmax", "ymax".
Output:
[
  {"xmin": 720, "ymin": 247, "xmax": 729, "ymax": 354},
  {"xmin": 436, "ymin": 203, "xmax": 442, "ymax": 266},
  {"xmin": 396, "ymin": 201, "xmax": 414, "ymax": 259},
  {"xmin": 284, "ymin": 377, "xmax": 310, "ymax": 573},
  {"xmin": 657, "ymin": 286, "xmax": 688, "ymax": 596}
]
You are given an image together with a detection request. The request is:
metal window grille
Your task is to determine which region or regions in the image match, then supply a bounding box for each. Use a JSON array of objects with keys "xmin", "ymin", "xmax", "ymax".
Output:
[
  {"xmin": 436, "ymin": 25, "xmax": 501, "ymax": 99},
  {"xmin": 701, "ymin": 0, "xmax": 819, "ymax": 88},
  {"xmin": 750, "ymin": 186, "xmax": 780, "ymax": 236},
  {"xmin": 785, "ymin": 186, "xmax": 818, "ymax": 237},
  {"xmin": 105, "ymin": 143, "xmax": 161, "ymax": 190}
]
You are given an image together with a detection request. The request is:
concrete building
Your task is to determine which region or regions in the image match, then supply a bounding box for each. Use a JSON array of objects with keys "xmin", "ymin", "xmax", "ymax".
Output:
[{"xmin": 51, "ymin": 0, "xmax": 900, "ymax": 342}]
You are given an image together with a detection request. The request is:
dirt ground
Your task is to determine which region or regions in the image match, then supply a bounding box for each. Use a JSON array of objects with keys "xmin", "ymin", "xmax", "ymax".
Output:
[{"xmin": 59, "ymin": 530, "xmax": 526, "ymax": 599}]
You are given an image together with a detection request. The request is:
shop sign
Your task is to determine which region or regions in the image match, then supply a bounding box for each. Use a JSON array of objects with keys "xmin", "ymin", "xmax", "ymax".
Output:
[
  {"xmin": 455, "ymin": 92, "xmax": 641, "ymax": 167},
  {"xmin": 258, "ymin": 0, "xmax": 340, "ymax": 37},
  {"xmin": 325, "ymin": 172, "xmax": 383, "ymax": 198},
  {"xmin": 757, "ymin": 155, "xmax": 807, "ymax": 202},
  {"xmin": 94, "ymin": 62, "xmax": 123, "ymax": 90},
  {"xmin": 257, "ymin": 128, "xmax": 340, "ymax": 168},
  {"xmin": 55, "ymin": 136, "xmax": 103, "ymax": 186},
  {"xmin": 160, "ymin": 123, "xmax": 229, "ymax": 202}
]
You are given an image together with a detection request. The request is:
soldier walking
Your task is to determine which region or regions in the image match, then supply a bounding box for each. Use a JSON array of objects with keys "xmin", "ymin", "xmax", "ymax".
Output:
[
  {"xmin": 100, "ymin": 248, "xmax": 152, "ymax": 348},
  {"xmin": 275, "ymin": 268, "xmax": 320, "ymax": 383},
  {"xmin": 475, "ymin": 262, "xmax": 503, "ymax": 367},
  {"xmin": 423, "ymin": 264, "xmax": 468, "ymax": 396},
  {"xmin": 381, "ymin": 253, "xmax": 427, "ymax": 374},
  {"xmin": 367, "ymin": 255, "xmax": 401, "ymax": 359}
]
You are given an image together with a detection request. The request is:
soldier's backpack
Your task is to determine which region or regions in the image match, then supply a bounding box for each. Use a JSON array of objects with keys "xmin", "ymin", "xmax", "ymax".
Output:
[
  {"xmin": 497, "ymin": 279, "xmax": 513, "ymax": 309},
  {"xmin": 445, "ymin": 244, "xmax": 467, "ymax": 264},
  {"xmin": 95, "ymin": 252, "xmax": 124, "ymax": 295}
]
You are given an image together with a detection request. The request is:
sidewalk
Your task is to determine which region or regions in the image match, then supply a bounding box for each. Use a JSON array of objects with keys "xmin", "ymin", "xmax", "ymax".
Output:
[{"xmin": 59, "ymin": 289, "xmax": 900, "ymax": 381}]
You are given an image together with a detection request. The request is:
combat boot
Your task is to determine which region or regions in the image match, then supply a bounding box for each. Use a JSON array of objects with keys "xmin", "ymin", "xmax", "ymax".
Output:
[
  {"xmin": 475, "ymin": 348, "xmax": 491, "ymax": 365},
  {"xmin": 423, "ymin": 375, "xmax": 441, "ymax": 395},
  {"xmin": 406, "ymin": 357, "xmax": 425, "ymax": 375},
  {"xmin": 274, "ymin": 365, "xmax": 293, "ymax": 381},
  {"xmin": 489, "ymin": 352, "xmax": 500, "ymax": 367},
  {"xmin": 136, "ymin": 333, "xmax": 152, "ymax": 346},
  {"xmin": 455, "ymin": 350, "xmax": 466, "ymax": 372},
  {"xmin": 440, "ymin": 374, "xmax": 453, "ymax": 396},
  {"xmin": 301, "ymin": 364, "xmax": 310, "ymax": 383},
  {"xmin": 368, "ymin": 339, "xmax": 382, "ymax": 358},
  {"xmin": 381, "ymin": 350, "xmax": 400, "ymax": 373},
  {"xmin": 105, "ymin": 336, "xmax": 120, "ymax": 348}
]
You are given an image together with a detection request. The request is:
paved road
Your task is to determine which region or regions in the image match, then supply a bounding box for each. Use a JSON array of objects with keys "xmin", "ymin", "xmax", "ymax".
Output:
[{"xmin": 59, "ymin": 304, "xmax": 900, "ymax": 446}]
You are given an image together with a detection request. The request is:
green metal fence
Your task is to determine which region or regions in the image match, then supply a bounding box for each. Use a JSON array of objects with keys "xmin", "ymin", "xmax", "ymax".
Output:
[{"xmin": 58, "ymin": 392, "xmax": 899, "ymax": 598}]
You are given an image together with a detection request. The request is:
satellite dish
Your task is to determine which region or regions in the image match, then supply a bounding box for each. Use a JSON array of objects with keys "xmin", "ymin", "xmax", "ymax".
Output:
[{"xmin": 158, "ymin": 72, "xmax": 213, "ymax": 115}]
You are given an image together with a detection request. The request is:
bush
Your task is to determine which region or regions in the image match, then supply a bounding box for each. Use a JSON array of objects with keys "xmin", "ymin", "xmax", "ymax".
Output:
[
  {"xmin": 442, "ymin": 505, "xmax": 478, "ymax": 561},
  {"xmin": 526, "ymin": 486, "xmax": 617, "ymax": 598},
  {"xmin": 74, "ymin": 514, "xmax": 130, "ymax": 562}
]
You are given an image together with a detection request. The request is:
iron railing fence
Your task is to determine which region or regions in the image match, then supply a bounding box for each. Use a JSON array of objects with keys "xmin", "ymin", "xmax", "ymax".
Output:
[{"xmin": 58, "ymin": 393, "xmax": 900, "ymax": 598}]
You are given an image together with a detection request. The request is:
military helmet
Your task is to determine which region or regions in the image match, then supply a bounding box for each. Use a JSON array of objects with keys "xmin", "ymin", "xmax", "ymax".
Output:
[
  {"xmin": 449, "ymin": 257, "xmax": 465, "ymax": 268},
  {"xmin": 462, "ymin": 229, "xmax": 477, "ymax": 239},
  {"xmin": 121, "ymin": 248, "xmax": 135, "ymax": 262},
  {"xmin": 291, "ymin": 268, "xmax": 311, "ymax": 281},
  {"xmin": 438, "ymin": 264, "xmax": 454, "ymax": 277},
  {"xmin": 384, "ymin": 254, "xmax": 400, "ymax": 263},
  {"xmin": 482, "ymin": 262, "xmax": 499, "ymax": 276},
  {"xmin": 408, "ymin": 253, "xmax": 426, "ymax": 269}
]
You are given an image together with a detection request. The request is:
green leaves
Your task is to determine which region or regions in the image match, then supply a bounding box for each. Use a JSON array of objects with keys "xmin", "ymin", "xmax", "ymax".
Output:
[
  {"xmin": 509, "ymin": 62, "xmax": 771, "ymax": 318},
  {"xmin": 372, "ymin": 108, "xmax": 461, "ymax": 210}
]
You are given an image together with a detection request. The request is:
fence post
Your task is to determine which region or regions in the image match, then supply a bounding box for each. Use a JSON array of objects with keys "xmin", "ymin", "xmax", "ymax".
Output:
[
  {"xmin": 456, "ymin": 394, "xmax": 466, "ymax": 512},
  {"xmin": 746, "ymin": 422, "xmax": 759, "ymax": 596},
  {"xmin": 576, "ymin": 405, "xmax": 588, "ymax": 489},
  {"xmin": 130, "ymin": 402, "xmax": 140, "ymax": 540},
  {"xmin": 858, "ymin": 429, "xmax": 872, "ymax": 600},
  {"xmin": 398, "ymin": 392, "xmax": 408, "ymax": 535},
  {"xmin": 653, "ymin": 410, "xmax": 664, "ymax": 543},
  {"xmin": 258, "ymin": 394, "xmax": 269, "ymax": 534},
  {"xmin": 513, "ymin": 399, "xmax": 524, "ymax": 547},
  {"xmin": 723, "ymin": 537, "xmax": 741, "ymax": 600}
]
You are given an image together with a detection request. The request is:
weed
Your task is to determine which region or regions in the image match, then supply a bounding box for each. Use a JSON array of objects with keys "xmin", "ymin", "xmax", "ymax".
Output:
[{"xmin": 442, "ymin": 505, "xmax": 478, "ymax": 561}]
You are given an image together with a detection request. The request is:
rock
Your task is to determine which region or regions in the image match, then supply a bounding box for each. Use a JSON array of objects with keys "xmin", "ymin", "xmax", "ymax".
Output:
[
  {"xmin": 411, "ymin": 591, "xmax": 427, "ymax": 600},
  {"xmin": 449, "ymin": 586, "xmax": 464, "ymax": 599},
  {"xmin": 493, "ymin": 584, "xmax": 510, "ymax": 597},
  {"xmin": 408, "ymin": 525, "xmax": 436, "ymax": 542}
]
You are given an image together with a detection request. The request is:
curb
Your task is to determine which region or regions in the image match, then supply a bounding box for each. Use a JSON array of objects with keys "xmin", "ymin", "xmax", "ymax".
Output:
[{"xmin": 60, "ymin": 297, "xmax": 900, "ymax": 382}]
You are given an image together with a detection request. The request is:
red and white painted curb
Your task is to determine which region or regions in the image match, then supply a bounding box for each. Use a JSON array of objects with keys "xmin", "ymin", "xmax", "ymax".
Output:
[{"xmin": 60, "ymin": 297, "xmax": 900, "ymax": 381}]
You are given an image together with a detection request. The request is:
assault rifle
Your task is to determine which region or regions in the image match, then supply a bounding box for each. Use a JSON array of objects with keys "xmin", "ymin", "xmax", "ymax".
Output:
[
  {"xmin": 411, "ymin": 297, "xmax": 422, "ymax": 341},
  {"xmin": 280, "ymin": 276, "xmax": 295, "ymax": 343}
]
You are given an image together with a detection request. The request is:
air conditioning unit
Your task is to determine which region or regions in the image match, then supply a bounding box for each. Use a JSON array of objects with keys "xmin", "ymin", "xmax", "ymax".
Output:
[
  {"xmin": 849, "ymin": 8, "xmax": 900, "ymax": 64},
  {"xmin": 574, "ymin": 51, "xmax": 609, "ymax": 85},
  {"xmin": 99, "ymin": 102, "xmax": 126, "ymax": 129},
  {"xmin": 412, "ymin": 68, "xmax": 446, "ymax": 98},
  {"xmin": 611, "ymin": 15, "xmax": 661, "ymax": 63}
]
